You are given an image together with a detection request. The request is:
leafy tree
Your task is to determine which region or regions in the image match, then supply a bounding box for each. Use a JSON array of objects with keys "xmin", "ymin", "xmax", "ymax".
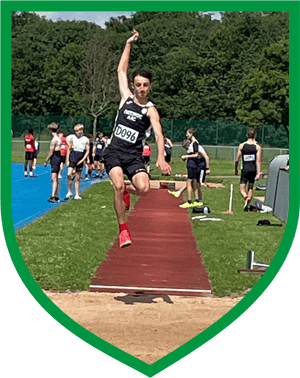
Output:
[
  {"xmin": 81, "ymin": 36, "xmax": 119, "ymax": 136},
  {"xmin": 236, "ymin": 39, "xmax": 289, "ymax": 137},
  {"xmin": 44, "ymin": 43, "xmax": 86, "ymax": 115}
]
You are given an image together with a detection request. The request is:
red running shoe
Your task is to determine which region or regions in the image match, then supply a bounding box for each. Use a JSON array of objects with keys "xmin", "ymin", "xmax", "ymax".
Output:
[
  {"xmin": 124, "ymin": 185, "xmax": 131, "ymax": 212},
  {"xmin": 119, "ymin": 229, "xmax": 132, "ymax": 248}
]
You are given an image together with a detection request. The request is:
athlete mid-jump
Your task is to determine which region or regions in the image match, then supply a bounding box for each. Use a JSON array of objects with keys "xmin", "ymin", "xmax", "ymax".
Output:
[{"xmin": 103, "ymin": 29, "xmax": 171, "ymax": 248}]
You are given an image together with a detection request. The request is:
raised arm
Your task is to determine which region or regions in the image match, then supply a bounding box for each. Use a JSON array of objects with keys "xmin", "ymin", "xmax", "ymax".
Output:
[{"xmin": 117, "ymin": 30, "xmax": 139, "ymax": 106}]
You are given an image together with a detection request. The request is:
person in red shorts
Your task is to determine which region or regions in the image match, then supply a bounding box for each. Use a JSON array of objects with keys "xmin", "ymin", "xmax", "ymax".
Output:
[
  {"xmin": 58, "ymin": 131, "xmax": 68, "ymax": 179},
  {"xmin": 24, "ymin": 128, "xmax": 37, "ymax": 177}
]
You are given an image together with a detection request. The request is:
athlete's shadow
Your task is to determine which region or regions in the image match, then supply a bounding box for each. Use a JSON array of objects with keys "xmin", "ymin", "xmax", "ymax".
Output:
[{"xmin": 114, "ymin": 293, "xmax": 174, "ymax": 305}]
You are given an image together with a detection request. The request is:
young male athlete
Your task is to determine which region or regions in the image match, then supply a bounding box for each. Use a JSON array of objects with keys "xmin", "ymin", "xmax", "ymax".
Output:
[
  {"xmin": 58, "ymin": 131, "xmax": 68, "ymax": 179},
  {"xmin": 103, "ymin": 29, "xmax": 171, "ymax": 248},
  {"xmin": 24, "ymin": 128, "xmax": 37, "ymax": 177},
  {"xmin": 44, "ymin": 123, "xmax": 62, "ymax": 202},
  {"xmin": 179, "ymin": 128, "xmax": 210, "ymax": 208},
  {"xmin": 93, "ymin": 132, "xmax": 106, "ymax": 178},
  {"xmin": 65, "ymin": 123, "xmax": 89, "ymax": 200},
  {"xmin": 235, "ymin": 127, "xmax": 261, "ymax": 211}
]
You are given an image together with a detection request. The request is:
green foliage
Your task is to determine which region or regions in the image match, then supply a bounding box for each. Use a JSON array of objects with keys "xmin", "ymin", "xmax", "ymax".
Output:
[
  {"xmin": 11, "ymin": 11, "xmax": 289, "ymax": 138},
  {"xmin": 236, "ymin": 39, "xmax": 289, "ymax": 135}
]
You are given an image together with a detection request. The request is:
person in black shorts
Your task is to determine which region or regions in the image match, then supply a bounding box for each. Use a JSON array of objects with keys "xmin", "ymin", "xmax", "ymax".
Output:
[
  {"xmin": 103, "ymin": 29, "xmax": 172, "ymax": 248},
  {"xmin": 93, "ymin": 132, "xmax": 106, "ymax": 178},
  {"xmin": 44, "ymin": 123, "xmax": 62, "ymax": 202},
  {"xmin": 235, "ymin": 127, "xmax": 262, "ymax": 211},
  {"xmin": 84, "ymin": 134, "xmax": 95, "ymax": 180},
  {"xmin": 65, "ymin": 124, "xmax": 89, "ymax": 200}
]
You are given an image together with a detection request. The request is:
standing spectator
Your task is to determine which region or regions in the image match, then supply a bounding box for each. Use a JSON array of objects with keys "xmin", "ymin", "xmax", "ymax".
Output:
[
  {"xmin": 235, "ymin": 127, "xmax": 262, "ymax": 211},
  {"xmin": 93, "ymin": 132, "xmax": 106, "ymax": 178},
  {"xmin": 65, "ymin": 123, "xmax": 89, "ymax": 200},
  {"xmin": 179, "ymin": 129, "xmax": 206, "ymax": 208},
  {"xmin": 44, "ymin": 123, "xmax": 62, "ymax": 202},
  {"xmin": 85, "ymin": 134, "xmax": 95, "ymax": 180},
  {"xmin": 32, "ymin": 139, "xmax": 40, "ymax": 173},
  {"xmin": 58, "ymin": 131, "xmax": 68, "ymax": 179},
  {"xmin": 24, "ymin": 128, "xmax": 37, "ymax": 177}
]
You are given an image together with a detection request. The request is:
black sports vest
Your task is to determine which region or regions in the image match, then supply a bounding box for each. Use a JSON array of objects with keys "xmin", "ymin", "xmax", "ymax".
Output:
[
  {"xmin": 108, "ymin": 96, "xmax": 153, "ymax": 154},
  {"xmin": 241, "ymin": 143, "xmax": 257, "ymax": 170}
]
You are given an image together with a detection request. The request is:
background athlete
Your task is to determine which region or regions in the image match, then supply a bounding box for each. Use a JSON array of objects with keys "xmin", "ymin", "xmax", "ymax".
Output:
[
  {"xmin": 65, "ymin": 123, "xmax": 89, "ymax": 200},
  {"xmin": 103, "ymin": 29, "xmax": 171, "ymax": 248},
  {"xmin": 235, "ymin": 127, "xmax": 262, "ymax": 211},
  {"xmin": 24, "ymin": 128, "xmax": 37, "ymax": 177}
]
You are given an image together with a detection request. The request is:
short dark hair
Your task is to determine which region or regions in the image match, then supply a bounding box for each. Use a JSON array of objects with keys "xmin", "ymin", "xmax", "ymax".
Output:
[
  {"xmin": 28, "ymin": 128, "xmax": 34, "ymax": 134},
  {"xmin": 187, "ymin": 128, "xmax": 196, "ymax": 136},
  {"xmin": 247, "ymin": 127, "xmax": 256, "ymax": 138},
  {"xmin": 132, "ymin": 69, "xmax": 153, "ymax": 83}
]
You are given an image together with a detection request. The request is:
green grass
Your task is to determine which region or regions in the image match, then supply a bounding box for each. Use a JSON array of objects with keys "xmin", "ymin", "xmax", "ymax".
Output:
[
  {"xmin": 15, "ymin": 173, "xmax": 285, "ymax": 296},
  {"xmin": 187, "ymin": 178, "xmax": 285, "ymax": 297},
  {"xmin": 16, "ymin": 182, "xmax": 139, "ymax": 291}
]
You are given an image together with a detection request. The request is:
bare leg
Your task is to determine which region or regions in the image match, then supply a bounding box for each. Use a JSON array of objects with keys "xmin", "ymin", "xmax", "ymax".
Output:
[
  {"xmin": 67, "ymin": 167, "xmax": 74, "ymax": 193},
  {"xmin": 109, "ymin": 167, "xmax": 127, "ymax": 225},
  {"xmin": 52, "ymin": 173, "xmax": 59, "ymax": 197},
  {"xmin": 75, "ymin": 172, "xmax": 81, "ymax": 196},
  {"xmin": 186, "ymin": 179, "xmax": 193, "ymax": 202}
]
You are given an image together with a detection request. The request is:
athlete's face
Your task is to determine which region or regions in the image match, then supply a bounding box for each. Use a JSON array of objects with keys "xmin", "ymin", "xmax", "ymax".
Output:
[
  {"xmin": 133, "ymin": 76, "xmax": 152, "ymax": 100},
  {"xmin": 186, "ymin": 131, "xmax": 193, "ymax": 140}
]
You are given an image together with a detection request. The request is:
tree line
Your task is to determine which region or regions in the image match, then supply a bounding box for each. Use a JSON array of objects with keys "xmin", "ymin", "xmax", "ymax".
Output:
[{"xmin": 11, "ymin": 11, "xmax": 289, "ymax": 140}]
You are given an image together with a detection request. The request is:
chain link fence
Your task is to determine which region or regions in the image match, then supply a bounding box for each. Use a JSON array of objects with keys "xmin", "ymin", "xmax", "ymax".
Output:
[{"xmin": 12, "ymin": 114, "xmax": 288, "ymax": 148}]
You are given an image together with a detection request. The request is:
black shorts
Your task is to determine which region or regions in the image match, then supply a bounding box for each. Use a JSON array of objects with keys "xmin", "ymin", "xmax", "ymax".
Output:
[
  {"xmin": 33, "ymin": 151, "xmax": 39, "ymax": 159},
  {"xmin": 103, "ymin": 149, "xmax": 147, "ymax": 181},
  {"xmin": 88, "ymin": 155, "xmax": 94, "ymax": 165},
  {"xmin": 187, "ymin": 167, "xmax": 199, "ymax": 180},
  {"xmin": 69, "ymin": 161, "xmax": 84, "ymax": 172},
  {"xmin": 197, "ymin": 168, "xmax": 206, "ymax": 184},
  {"xmin": 143, "ymin": 155, "xmax": 151, "ymax": 165},
  {"xmin": 60, "ymin": 156, "xmax": 66, "ymax": 164},
  {"xmin": 165, "ymin": 153, "xmax": 171, "ymax": 163},
  {"xmin": 69, "ymin": 151, "xmax": 84, "ymax": 172},
  {"xmin": 94, "ymin": 155, "xmax": 103, "ymax": 162},
  {"xmin": 51, "ymin": 154, "xmax": 61, "ymax": 174},
  {"xmin": 25, "ymin": 151, "xmax": 34, "ymax": 161},
  {"xmin": 240, "ymin": 169, "xmax": 256, "ymax": 185}
]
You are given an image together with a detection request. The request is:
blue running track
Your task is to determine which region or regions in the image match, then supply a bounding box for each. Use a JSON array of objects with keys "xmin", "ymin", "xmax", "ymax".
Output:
[{"xmin": 12, "ymin": 163, "xmax": 108, "ymax": 231}]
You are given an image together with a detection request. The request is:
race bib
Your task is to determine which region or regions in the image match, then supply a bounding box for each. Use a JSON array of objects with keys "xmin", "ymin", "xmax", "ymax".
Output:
[
  {"xmin": 114, "ymin": 124, "xmax": 139, "ymax": 144},
  {"xmin": 244, "ymin": 154, "xmax": 255, "ymax": 162},
  {"xmin": 26, "ymin": 144, "xmax": 32, "ymax": 149}
]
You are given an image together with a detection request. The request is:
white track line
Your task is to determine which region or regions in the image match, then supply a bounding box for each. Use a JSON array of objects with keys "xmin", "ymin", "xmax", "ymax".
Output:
[{"xmin": 89, "ymin": 285, "xmax": 211, "ymax": 294}]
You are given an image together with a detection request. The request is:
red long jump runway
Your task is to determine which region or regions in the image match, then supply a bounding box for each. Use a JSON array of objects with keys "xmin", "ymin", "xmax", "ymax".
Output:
[{"xmin": 89, "ymin": 188, "xmax": 212, "ymax": 297}]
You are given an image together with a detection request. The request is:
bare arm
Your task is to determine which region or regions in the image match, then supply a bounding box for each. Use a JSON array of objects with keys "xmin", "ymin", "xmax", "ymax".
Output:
[
  {"xmin": 255, "ymin": 145, "xmax": 262, "ymax": 180},
  {"xmin": 148, "ymin": 107, "xmax": 172, "ymax": 175},
  {"xmin": 66, "ymin": 139, "xmax": 73, "ymax": 166},
  {"xmin": 117, "ymin": 30, "xmax": 139, "ymax": 107},
  {"xmin": 45, "ymin": 139, "xmax": 56, "ymax": 163},
  {"xmin": 77, "ymin": 141, "xmax": 90, "ymax": 166},
  {"xmin": 235, "ymin": 143, "xmax": 243, "ymax": 175}
]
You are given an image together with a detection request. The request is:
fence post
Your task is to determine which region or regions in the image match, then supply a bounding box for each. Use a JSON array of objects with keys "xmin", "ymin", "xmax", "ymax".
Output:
[
  {"xmin": 171, "ymin": 119, "xmax": 174, "ymax": 140},
  {"xmin": 38, "ymin": 116, "xmax": 41, "ymax": 141},
  {"xmin": 216, "ymin": 120, "xmax": 218, "ymax": 145},
  {"xmin": 262, "ymin": 124, "xmax": 265, "ymax": 145}
]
